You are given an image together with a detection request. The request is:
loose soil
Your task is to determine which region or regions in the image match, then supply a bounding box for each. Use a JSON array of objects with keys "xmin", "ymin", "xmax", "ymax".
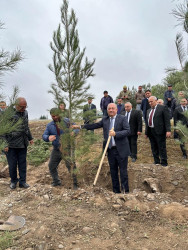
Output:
[{"xmin": 0, "ymin": 120, "xmax": 188, "ymax": 250}]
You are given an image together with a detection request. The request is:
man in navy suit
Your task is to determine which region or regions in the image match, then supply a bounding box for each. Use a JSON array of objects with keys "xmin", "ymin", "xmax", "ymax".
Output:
[
  {"xmin": 83, "ymin": 97, "xmax": 96, "ymax": 125},
  {"xmin": 145, "ymin": 96, "xmax": 171, "ymax": 166},
  {"xmin": 141, "ymin": 89, "xmax": 151, "ymax": 122},
  {"xmin": 73, "ymin": 103, "xmax": 131, "ymax": 193},
  {"xmin": 121, "ymin": 102, "xmax": 142, "ymax": 162}
]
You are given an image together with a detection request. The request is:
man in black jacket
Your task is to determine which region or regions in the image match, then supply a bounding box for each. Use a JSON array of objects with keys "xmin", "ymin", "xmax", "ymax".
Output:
[
  {"xmin": 121, "ymin": 102, "xmax": 142, "ymax": 162},
  {"xmin": 83, "ymin": 97, "xmax": 96, "ymax": 125},
  {"xmin": 173, "ymin": 98, "xmax": 188, "ymax": 159},
  {"xmin": 4, "ymin": 97, "xmax": 33, "ymax": 189},
  {"xmin": 145, "ymin": 96, "xmax": 171, "ymax": 166},
  {"xmin": 73, "ymin": 103, "xmax": 130, "ymax": 193},
  {"xmin": 141, "ymin": 89, "xmax": 151, "ymax": 122}
]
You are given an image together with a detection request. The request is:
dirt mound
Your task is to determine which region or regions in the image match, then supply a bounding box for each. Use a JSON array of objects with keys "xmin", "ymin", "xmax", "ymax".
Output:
[{"xmin": 0, "ymin": 120, "xmax": 188, "ymax": 249}]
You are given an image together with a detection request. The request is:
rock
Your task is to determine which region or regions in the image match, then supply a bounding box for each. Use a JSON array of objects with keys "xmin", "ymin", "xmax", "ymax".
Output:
[
  {"xmin": 82, "ymin": 226, "xmax": 93, "ymax": 233},
  {"xmin": 22, "ymin": 229, "xmax": 30, "ymax": 235},
  {"xmin": 112, "ymin": 204, "xmax": 122, "ymax": 209},
  {"xmin": 172, "ymin": 181, "xmax": 179, "ymax": 186},
  {"xmin": 58, "ymin": 244, "xmax": 64, "ymax": 249},
  {"xmin": 43, "ymin": 194, "xmax": 49, "ymax": 200}
]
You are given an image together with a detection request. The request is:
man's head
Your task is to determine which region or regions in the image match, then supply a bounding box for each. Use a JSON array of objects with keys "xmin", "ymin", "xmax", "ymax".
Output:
[
  {"xmin": 145, "ymin": 90, "xmax": 151, "ymax": 98},
  {"xmin": 107, "ymin": 103, "xmax": 117, "ymax": 117},
  {"xmin": 180, "ymin": 98, "xmax": 187, "ymax": 107},
  {"xmin": 50, "ymin": 108, "xmax": 61, "ymax": 122},
  {"xmin": 59, "ymin": 102, "xmax": 66, "ymax": 111},
  {"xmin": 15, "ymin": 97, "xmax": 27, "ymax": 112},
  {"xmin": 138, "ymin": 86, "xmax": 142, "ymax": 91},
  {"xmin": 103, "ymin": 91, "xmax": 108, "ymax": 97},
  {"xmin": 87, "ymin": 97, "xmax": 93, "ymax": 104},
  {"xmin": 157, "ymin": 99, "xmax": 164, "ymax": 105},
  {"xmin": 123, "ymin": 85, "xmax": 127, "ymax": 92},
  {"xmin": 0, "ymin": 101, "xmax": 7, "ymax": 110},
  {"xmin": 148, "ymin": 96, "xmax": 157, "ymax": 108},
  {"xmin": 178, "ymin": 91, "xmax": 185, "ymax": 98},
  {"xmin": 124, "ymin": 102, "xmax": 132, "ymax": 112},
  {"xmin": 168, "ymin": 84, "xmax": 172, "ymax": 90},
  {"xmin": 117, "ymin": 98, "xmax": 122, "ymax": 105}
]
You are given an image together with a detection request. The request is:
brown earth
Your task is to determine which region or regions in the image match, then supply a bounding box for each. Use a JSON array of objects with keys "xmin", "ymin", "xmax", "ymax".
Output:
[{"xmin": 0, "ymin": 120, "xmax": 188, "ymax": 250}]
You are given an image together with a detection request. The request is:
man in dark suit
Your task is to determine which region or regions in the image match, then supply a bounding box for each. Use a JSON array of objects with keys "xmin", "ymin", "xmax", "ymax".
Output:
[
  {"xmin": 117, "ymin": 98, "xmax": 124, "ymax": 114},
  {"xmin": 83, "ymin": 97, "xmax": 96, "ymax": 125},
  {"xmin": 141, "ymin": 89, "xmax": 151, "ymax": 122},
  {"xmin": 145, "ymin": 96, "xmax": 171, "ymax": 167},
  {"xmin": 173, "ymin": 98, "xmax": 188, "ymax": 159},
  {"xmin": 73, "ymin": 103, "xmax": 131, "ymax": 193},
  {"xmin": 121, "ymin": 102, "xmax": 142, "ymax": 162}
]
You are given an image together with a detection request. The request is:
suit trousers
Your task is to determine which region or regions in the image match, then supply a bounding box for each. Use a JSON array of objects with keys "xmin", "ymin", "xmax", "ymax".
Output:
[
  {"xmin": 128, "ymin": 135, "xmax": 138, "ymax": 159},
  {"xmin": 107, "ymin": 147, "xmax": 129, "ymax": 193},
  {"xmin": 7, "ymin": 147, "xmax": 27, "ymax": 184},
  {"xmin": 149, "ymin": 128, "xmax": 167, "ymax": 165}
]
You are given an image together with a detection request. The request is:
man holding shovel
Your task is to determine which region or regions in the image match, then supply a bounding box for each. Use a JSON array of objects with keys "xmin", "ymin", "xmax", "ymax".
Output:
[{"xmin": 73, "ymin": 103, "xmax": 131, "ymax": 193}]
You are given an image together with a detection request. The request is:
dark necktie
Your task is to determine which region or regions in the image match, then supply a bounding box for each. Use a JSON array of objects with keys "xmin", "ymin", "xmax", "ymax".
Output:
[
  {"xmin": 149, "ymin": 108, "xmax": 154, "ymax": 127},
  {"xmin": 183, "ymin": 106, "xmax": 186, "ymax": 112}
]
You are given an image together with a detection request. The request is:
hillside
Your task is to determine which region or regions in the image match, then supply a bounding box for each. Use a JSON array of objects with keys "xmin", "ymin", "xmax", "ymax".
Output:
[{"xmin": 0, "ymin": 120, "xmax": 188, "ymax": 250}]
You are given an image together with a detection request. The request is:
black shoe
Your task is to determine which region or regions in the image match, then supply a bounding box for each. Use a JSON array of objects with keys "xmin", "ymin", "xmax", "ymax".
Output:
[
  {"xmin": 10, "ymin": 182, "xmax": 17, "ymax": 189},
  {"xmin": 153, "ymin": 162, "xmax": 160, "ymax": 166},
  {"xmin": 19, "ymin": 183, "xmax": 30, "ymax": 188},
  {"xmin": 51, "ymin": 181, "xmax": 62, "ymax": 187},
  {"xmin": 132, "ymin": 158, "xmax": 136, "ymax": 162},
  {"xmin": 183, "ymin": 155, "xmax": 187, "ymax": 159},
  {"xmin": 161, "ymin": 164, "xmax": 167, "ymax": 167}
]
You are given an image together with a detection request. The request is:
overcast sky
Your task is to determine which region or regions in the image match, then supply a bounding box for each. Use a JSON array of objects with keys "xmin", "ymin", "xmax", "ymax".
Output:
[{"xmin": 1, "ymin": 0, "xmax": 182, "ymax": 119}]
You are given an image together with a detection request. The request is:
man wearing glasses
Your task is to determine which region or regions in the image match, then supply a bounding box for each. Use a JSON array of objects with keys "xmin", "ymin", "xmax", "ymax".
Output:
[{"xmin": 4, "ymin": 97, "xmax": 33, "ymax": 189}]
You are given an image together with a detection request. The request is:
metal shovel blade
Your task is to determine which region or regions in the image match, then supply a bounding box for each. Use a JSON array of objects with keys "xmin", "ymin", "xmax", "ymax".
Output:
[{"xmin": 0, "ymin": 215, "xmax": 25, "ymax": 231}]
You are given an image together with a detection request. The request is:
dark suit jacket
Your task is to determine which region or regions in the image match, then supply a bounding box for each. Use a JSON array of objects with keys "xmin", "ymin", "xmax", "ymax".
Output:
[
  {"xmin": 145, "ymin": 105, "xmax": 171, "ymax": 136},
  {"xmin": 121, "ymin": 109, "xmax": 142, "ymax": 135},
  {"xmin": 83, "ymin": 114, "xmax": 131, "ymax": 158},
  {"xmin": 141, "ymin": 98, "xmax": 150, "ymax": 121},
  {"xmin": 83, "ymin": 103, "xmax": 96, "ymax": 123},
  {"xmin": 174, "ymin": 106, "xmax": 188, "ymax": 127}
]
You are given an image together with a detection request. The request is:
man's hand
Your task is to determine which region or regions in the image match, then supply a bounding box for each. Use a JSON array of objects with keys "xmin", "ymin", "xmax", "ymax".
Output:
[
  {"xmin": 137, "ymin": 132, "xmax": 142, "ymax": 135},
  {"xmin": 145, "ymin": 135, "xmax": 148, "ymax": 139},
  {"xmin": 109, "ymin": 129, "xmax": 116, "ymax": 137},
  {"xmin": 29, "ymin": 140, "xmax": 34, "ymax": 145},
  {"xmin": 72, "ymin": 125, "xmax": 80, "ymax": 129},
  {"xmin": 166, "ymin": 132, "xmax": 171, "ymax": 138},
  {"xmin": 49, "ymin": 135, "xmax": 56, "ymax": 142}
]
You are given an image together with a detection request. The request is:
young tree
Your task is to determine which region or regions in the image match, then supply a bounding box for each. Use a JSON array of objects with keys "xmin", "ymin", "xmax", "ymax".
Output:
[
  {"xmin": 48, "ymin": 0, "xmax": 95, "ymax": 119},
  {"xmin": 0, "ymin": 22, "xmax": 23, "ymax": 151},
  {"xmin": 48, "ymin": 0, "xmax": 96, "ymax": 185}
]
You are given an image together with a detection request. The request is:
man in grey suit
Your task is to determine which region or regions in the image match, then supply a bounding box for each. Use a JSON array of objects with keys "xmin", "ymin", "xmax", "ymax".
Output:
[
  {"xmin": 145, "ymin": 96, "xmax": 171, "ymax": 166},
  {"xmin": 73, "ymin": 103, "xmax": 131, "ymax": 193}
]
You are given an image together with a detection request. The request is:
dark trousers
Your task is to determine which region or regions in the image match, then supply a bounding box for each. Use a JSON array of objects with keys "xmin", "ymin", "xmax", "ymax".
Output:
[
  {"xmin": 6, "ymin": 147, "xmax": 27, "ymax": 184},
  {"xmin": 102, "ymin": 109, "xmax": 108, "ymax": 116},
  {"xmin": 149, "ymin": 128, "xmax": 167, "ymax": 165},
  {"xmin": 128, "ymin": 135, "xmax": 138, "ymax": 159},
  {"xmin": 49, "ymin": 148, "xmax": 77, "ymax": 185},
  {"xmin": 107, "ymin": 147, "xmax": 129, "ymax": 193},
  {"xmin": 49, "ymin": 148, "xmax": 62, "ymax": 183}
]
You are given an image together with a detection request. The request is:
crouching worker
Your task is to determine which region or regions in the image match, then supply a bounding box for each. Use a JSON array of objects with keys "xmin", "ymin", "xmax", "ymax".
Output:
[{"xmin": 42, "ymin": 108, "xmax": 79, "ymax": 187}]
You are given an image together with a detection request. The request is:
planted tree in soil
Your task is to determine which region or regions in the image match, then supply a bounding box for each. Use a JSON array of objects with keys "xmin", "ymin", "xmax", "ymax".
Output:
[{"xmin": 48, "ymin": 0, "xmax": 98, "ymax": 186}]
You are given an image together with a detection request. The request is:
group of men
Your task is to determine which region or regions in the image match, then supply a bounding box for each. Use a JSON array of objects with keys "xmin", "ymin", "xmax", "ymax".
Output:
[{"xmin": 1, "ymin": 84, "xmax": 187, "ymax": 193}]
